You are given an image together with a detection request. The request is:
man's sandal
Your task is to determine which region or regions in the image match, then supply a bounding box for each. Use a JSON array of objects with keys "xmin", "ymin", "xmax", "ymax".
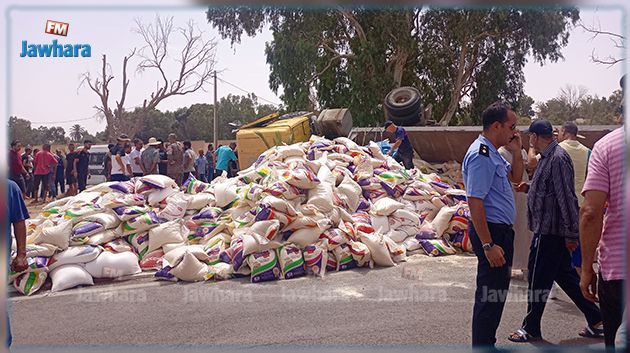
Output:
[
  {"xmin": 578, "ymin": 324, "xmax": 604, "ymax": 338},
  {"xmin": 508, "ymin": 328, "xmax": 543, "ymax": 343}
]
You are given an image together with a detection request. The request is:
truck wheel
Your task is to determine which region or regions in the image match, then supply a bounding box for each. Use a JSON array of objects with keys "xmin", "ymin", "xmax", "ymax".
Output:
[
  {"xmin": 387, "ymin": 109, "xmax": 421, "ymax": 126},
  {"xmin": 384, "ymin": 87, "xmax": 421, "ymax": 117}
]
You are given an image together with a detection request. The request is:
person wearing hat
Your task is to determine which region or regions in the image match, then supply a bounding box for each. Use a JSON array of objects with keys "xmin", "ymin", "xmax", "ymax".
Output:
[
  {"xmin": 141, "ymin": 137, "xmax": 162, "ymax": 175},
  {"xmin": 508, "ymin": 119, "xmax": 602, "ymax": 343},
  {"xmin": 110, "ymin": 134, "xmax": 131, "ymax": 182},
  {"xmin": 557, "ymin": 121, "xmax": 591, "ymax": 276},
  {"xmin": 383, "ymin": 120, "xmax": 414, "ymax": 169},
  {"xmin": 462, "ymin": 101, "xmax": 523, "ymax": 349}
]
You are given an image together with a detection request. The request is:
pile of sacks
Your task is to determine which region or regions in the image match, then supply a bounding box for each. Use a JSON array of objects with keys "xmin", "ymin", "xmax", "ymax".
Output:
[{"xmin": 10, "ymin": 135, "xmax": 472, "ymax": 296}]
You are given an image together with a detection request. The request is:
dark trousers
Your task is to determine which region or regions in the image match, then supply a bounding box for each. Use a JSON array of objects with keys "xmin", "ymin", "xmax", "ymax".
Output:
[
  {"xmin": 521, "ymin": 234, "xmax": 602, "ymax": 337},
  {"xmin": 55, "ymin": 171, "xmax": 65, "ymax": 194},
  {"xmin": 110, "ymin": 174, "xmax": 130, "ymax": 182},
  {"xmin": 394, "ymin": 148, "xmax": 414, "ymax": 169},
  {"xmin": 470, "ymin": 222, "xmax": 514, "ymax": 347},
  {"xmin": 33, "ymin": 173, "xmax": 50, "ymax": 199},
  {"xmin": 133, "ymin": 172, "xmax": 144, "ymax": 177},
  {"xmin": 78, "ymin": 172, "xmax": 88, "ymax": 191},
  {"xmin": 598, "ymin": 276, "xmax": 624, "ymax": 348}
]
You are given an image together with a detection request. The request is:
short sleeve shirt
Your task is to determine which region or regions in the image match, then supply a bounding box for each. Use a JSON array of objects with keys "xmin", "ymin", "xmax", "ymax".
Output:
[
  {"xmin": 9, "ymin": 150, "xmax": 23, "ymax": 176},
  {"xmin": 581, "ymin": 127, "xmax": 624, "ymax": 281},
  {"xmin": 33, "ymin": 151, "xmax": 58, "ymax": 175},
  {"xmin": 216, "ymin": 146, "xmax": 237, "ymax": 171},
  {"xmin": 462, "ymin": 135, "xmax": 516, "ymax": 225},
  {"xmin": 129, "ymin": 149, "xmax": 144, "ymax": 174},
  {"xmin": 65, "ymin": 151, "xmax": 77, "ymax": 175},
  {"xmin": 141, "ymin": 147, "xmax": 160, "ymax": 174},
  {"xmin": 8, "ymin": 179, "xmax": 29, "ymax": 224},
  {"xmin": 395, "ymin": 127, "xmax": 413, "ymax": 152},
  {"xmin": 110, "ymin": 145, "xmax": 127, "ymax": 175},
  {"xmin": 77, "ymin": 150, "xmax": 90, "ymax": 174}
]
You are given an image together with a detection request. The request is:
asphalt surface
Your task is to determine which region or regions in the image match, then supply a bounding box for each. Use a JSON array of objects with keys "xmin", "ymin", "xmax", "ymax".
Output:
[{"xmin": 9, "ymin": 253, "xmax": 607, "ymax": 352}]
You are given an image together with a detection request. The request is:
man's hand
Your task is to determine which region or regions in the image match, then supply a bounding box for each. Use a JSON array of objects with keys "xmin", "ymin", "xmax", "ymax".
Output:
[
  {"xmin": 515, "ymin": 182, "xmax": 529, "ymax": 193},
  {"xmin": 505, "ymin": 130, "xmax": 522, "ymax": 153},
  {"xmin": 580, "ymin": 267, "xmax": 598, "ymax": 303},
  {"xmin": 484, "ymin": 245, "xmax": 506, "ymax": 268},
  {"xmin": 565, "ymin": 239, "xmax": 579, "ymax": 252},
  {"xmin": 11, "ymin": 253, "xmax": 28, "ymax": 273}
]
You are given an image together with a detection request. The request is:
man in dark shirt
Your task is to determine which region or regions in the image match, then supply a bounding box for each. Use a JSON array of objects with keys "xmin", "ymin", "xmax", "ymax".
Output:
[
  {"xmin": 9, "ymin": 140, "xmax": 28, "ymax": 196},
  {"xmin": 508, "ymin": 119, "xmax": 602, "ymax": 342},
  {"xmin": 158, "ymin": 142, "xmax": 168, "ymax": 176},
  {"xmin": 76, "ymin": 140, "xmax": 92, "ymax": 191},
  {"xmin": 111, "ymin": 135, "xmax": 131, "ymax": 182},
  {"xmin": 65, "ymin": 143, "xmax": 78, "ymax": 196},
  {"xmin": 384, "ymin": 121, "xmax": 415, "ymax": 169}
]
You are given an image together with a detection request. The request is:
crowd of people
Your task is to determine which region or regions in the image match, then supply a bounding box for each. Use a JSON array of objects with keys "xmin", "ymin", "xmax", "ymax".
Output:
[
  {"xmin": 463, "ymin": 75, "xmax": 625, "ymax": 351},
  {"xmin": 8, "ymin": 133, "xmax": 240, "ymax": 204},
  {"xmin": 9, "ymin": 140, "xmax": 92, "ymax": 204},
  {"xmin": 102, "ymin": 133, "xmax": 239, "ymax": 186}
]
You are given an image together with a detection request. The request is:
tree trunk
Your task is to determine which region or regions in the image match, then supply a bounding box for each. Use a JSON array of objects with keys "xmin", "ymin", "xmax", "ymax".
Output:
[
  {"xmin": 392, "ymin": 50, "xmax": 409, "ymax": 87},
  {"xmin": 439, "ymin": 42, "xmax": 468, "ymax": 126}
]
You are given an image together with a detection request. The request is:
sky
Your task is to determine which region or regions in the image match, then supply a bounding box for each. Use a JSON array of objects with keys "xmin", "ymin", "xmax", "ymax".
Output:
[{"xmin": 5, "ymin": 2, "xmax": 627, "ymax": 135}]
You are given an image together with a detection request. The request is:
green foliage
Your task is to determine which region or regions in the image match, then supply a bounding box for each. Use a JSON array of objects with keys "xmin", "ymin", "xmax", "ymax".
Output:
[
  {"xmin": 207, "ymin": 8, "xmax": 579, "ymax": 126},
  {"xmin": 8, "ymin": 116, "xmax": 67, "ymax": 144},
  {"xmin": 536, "ymin": 89, "xmax": 622, "ymax": 125}
]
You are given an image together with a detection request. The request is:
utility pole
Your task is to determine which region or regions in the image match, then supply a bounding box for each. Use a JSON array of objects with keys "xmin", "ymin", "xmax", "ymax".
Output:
[{"xmin": 213, "ymin": 70, "xmax": 218, "ymax": 149}]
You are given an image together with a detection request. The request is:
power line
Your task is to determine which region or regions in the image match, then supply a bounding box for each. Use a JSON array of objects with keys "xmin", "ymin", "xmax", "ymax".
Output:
[
  {"xmin": 216, "ymin": 77, "xmax": 282, "ymax": 106},
  {"xmin": 28, "ymin": 115, "xmax": 100, "ymax": 125}
]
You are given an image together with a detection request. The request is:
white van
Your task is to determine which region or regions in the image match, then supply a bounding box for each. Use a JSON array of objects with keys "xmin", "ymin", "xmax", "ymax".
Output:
[{"xmin": 76, "ymin": 144, "xmax": 110, "ymax": 186}]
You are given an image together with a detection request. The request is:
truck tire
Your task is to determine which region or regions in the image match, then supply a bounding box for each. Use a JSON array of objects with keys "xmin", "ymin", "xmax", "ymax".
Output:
[
  {"xmin": 384, "ymin": 87, "xmax": 422, "ymax": 117},
  {"xmin": 387, "ymin": 109, "xmax": 421, "ymax": 126}
]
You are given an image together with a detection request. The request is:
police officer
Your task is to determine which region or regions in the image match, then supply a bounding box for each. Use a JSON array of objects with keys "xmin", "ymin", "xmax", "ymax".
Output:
[{"xmin": 462, "ymin": 101, "xmax": 523, "ymax": 348}]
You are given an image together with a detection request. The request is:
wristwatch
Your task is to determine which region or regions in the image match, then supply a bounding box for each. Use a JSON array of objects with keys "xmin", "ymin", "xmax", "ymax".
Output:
[{"xmin": 482, "ymin": 242, "xmax": 494, "ymax": 251}]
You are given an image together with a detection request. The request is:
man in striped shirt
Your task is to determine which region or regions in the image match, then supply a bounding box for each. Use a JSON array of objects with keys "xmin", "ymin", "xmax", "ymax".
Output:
[
  {"xmin": 509, "ymin": 119, "xmax": 602, "ymax": 343},
  {"xmin": 580, "ymin": 118, "xmax": 625, "ymax": 348}
]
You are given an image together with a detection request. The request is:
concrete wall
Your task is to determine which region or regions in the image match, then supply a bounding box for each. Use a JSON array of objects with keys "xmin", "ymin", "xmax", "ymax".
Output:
[{"xmin": 349, "ymin": 125, "xmax": 621, "ymax": 163}]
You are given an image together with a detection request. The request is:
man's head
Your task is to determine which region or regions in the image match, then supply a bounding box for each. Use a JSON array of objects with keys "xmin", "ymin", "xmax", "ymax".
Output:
[
  {"xmin": 68, "ymin": 142, "xmax": 76, "ymax": 152},
  {"xmin": 117, "ymin": 134, "xmax": 131, "ymax": 146},
  {"xmin": 124, "ymin": 143, "xmax": 132, "ymax": 154},
  {"xmin": 168, "ymin": 133, "xmax": 177, "ymax": 143},
  {"xmin": 43, "ymin": 143, "xmax": 51, "ymax": 151},
  {"xmin": 55, "ymin": 149, "xmax": 63, "ymax": 156},
  {"xmin": 557, "ymin": 121, "xmax": 579, "ymax": 142},
  {"xmin": 198, "ymin": 149, "xmax": 204, "ymax": 156},
  {"xmin": 229, "ymin": 142, "xmax": 237, "ymax": 150},
  {"xmin": 24, "ymin": 145, "xmax": 32, "ymax": 155},
  {"xmin": 183, "ymin": 141, "xmax": 192, "ymax": 150},
  {"xmin": 84, "ymin": 140, "xmax": 92, "ymax": 151},
  {"xmin": 207, "ymin": 143, "xmax": 214, "ymax": 151},
  {"xmin": 133, "ymin": 138, "xmax": 143, "ymax": 150},
  {"xmin": 524, "ymin": 119, "xmax": 554, "ymax": 154},
  {"xmin": 11, "ymin": 140, "xmax": 21, "ymax": 152},
  {"xmin": 384, "ymin": 120, "xmax": 397, "ymax": 134},
  {"xmin": 481, "ymin": 101, "xmax": 518, "ymax": 147}
]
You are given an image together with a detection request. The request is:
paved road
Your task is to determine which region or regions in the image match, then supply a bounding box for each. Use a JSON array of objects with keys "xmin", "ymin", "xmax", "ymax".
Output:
[{"xmin": 9, "ymin": 254, "xmax": 605, "ymax": 352}]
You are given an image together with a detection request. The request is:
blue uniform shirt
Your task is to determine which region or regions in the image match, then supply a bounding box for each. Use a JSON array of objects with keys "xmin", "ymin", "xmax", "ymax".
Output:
[{"xmin": 462, "ymin": 135, "xmax": 515, "ymax": 225}]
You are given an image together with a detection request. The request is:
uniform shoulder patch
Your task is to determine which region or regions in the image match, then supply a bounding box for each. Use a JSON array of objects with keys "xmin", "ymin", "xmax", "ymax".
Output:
[{"xmin": 478, "ymin": 143, "xmax": 490, "ymax": 157}]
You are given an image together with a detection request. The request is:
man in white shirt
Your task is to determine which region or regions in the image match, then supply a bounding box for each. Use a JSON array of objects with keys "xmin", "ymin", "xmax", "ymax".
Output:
[{"xmin": 129, "ymin": 138, "xmax": 145, "ymax": 177}]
